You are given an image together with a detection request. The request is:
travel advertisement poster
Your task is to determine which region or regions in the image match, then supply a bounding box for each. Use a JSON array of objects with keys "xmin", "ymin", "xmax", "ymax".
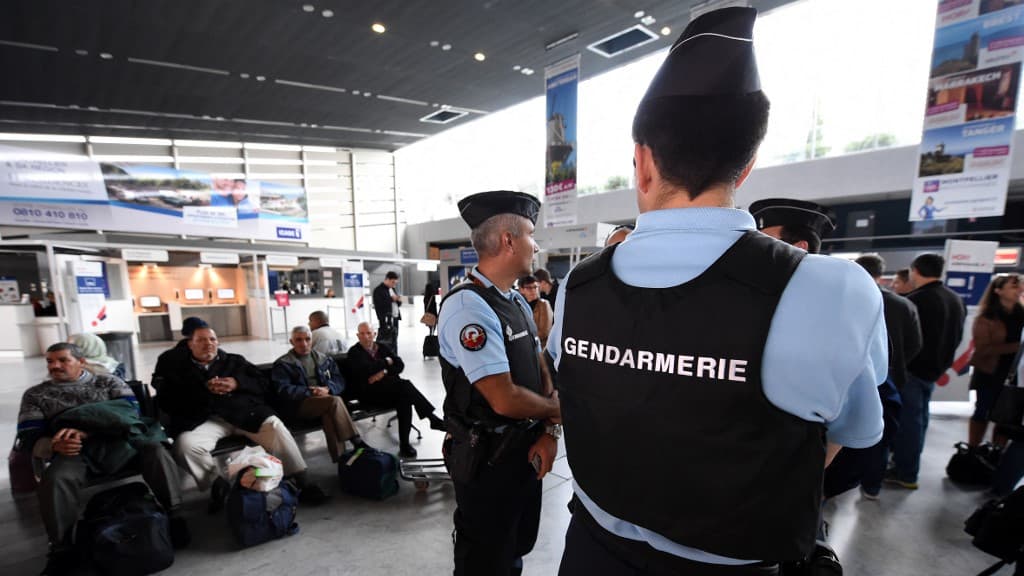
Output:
[
  {"xmin": 0, "ymin": 144, "xmax": 309, "ymax": 241},
  {"xmin": 911, "ymin": 2, "xmax": 1024, "ymax": 222},
  {"xmin": 544, "ymin": 54, "xmax": 580, "ymax": 228}
]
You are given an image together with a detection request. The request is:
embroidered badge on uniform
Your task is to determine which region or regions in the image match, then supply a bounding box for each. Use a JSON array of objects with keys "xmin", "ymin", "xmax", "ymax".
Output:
[{"xmin": 460, "ymin": 324, "xmax": 487, "ymax": 351}]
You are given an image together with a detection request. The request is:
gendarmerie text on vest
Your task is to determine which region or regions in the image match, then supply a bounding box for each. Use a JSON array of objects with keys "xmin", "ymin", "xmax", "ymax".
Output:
[{"xmin": 561, "ymin": 336, "xmax": 749, "ymax": 382}]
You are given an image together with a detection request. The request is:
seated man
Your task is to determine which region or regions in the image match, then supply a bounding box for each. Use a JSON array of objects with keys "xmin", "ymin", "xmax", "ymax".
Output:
[
  {"xmin": 17, "ymin": 343, "xmax": 187, "ymax": 575},
  {"xmin": 346, "ymin": 322, "xmax": 445, "ymax": 457},
  {"xmin": 271, "ymin": 325, "xmax": 372, "ymax": 462},
  {"xmin": 308, "ymin": 310, "xmax": 346, "ymax": 355},
  {"xmin": 154, "ymin": 326, "xmax": 328, "ymax": 509}
]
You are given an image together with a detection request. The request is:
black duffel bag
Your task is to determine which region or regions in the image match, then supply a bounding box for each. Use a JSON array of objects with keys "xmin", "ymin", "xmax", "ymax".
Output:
[
  {"xmin": 965, "ymin": 485, "xmax": 1024, "ymax": 575},
  {"xmin": 76, "ymin": 482, "xmax": 174, "ymax": 576},
  {"xmin": 947, "ymin": 441, "xmax": 1002, "ymax": 486}
]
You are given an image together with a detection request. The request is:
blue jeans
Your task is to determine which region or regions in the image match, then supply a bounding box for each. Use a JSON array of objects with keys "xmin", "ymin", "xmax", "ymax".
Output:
[{"xmin": 892, "ymin": 375, "xmax": 935, "ymax": 483}]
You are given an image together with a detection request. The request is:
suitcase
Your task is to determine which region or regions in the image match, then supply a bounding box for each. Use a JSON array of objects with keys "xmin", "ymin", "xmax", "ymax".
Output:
[
  {"xmin": 423, "ymin": 334, "xmax": 440, "ymax": 358},
  {"xmin": 338, "ymin": 447, "xmax": 399, "ymax": 500}
]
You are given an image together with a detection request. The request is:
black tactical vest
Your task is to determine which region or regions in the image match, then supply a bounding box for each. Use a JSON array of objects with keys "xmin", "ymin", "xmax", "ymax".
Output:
[
  {"xmin": 558, "ymin": 231, "xmax": 825, "ymax": 562},
  {"xmin": 440, "ymin": 280, "xmax": 543, "ymax": 426}
]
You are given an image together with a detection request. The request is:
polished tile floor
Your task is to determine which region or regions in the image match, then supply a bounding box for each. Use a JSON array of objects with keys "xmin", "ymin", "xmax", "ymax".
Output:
[{"xmin": 0, "ymin": 322, "xmax": 1013, "ymax": 575}]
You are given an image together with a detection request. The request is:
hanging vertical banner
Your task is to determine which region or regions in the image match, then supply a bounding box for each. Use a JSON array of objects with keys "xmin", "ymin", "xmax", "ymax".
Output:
[
  {"xmin": 342, "ymin": 264, "xmax": 368, "ymax": 334},
  {"xmin": 934, "ymin": 238, "xmax": 998, "ymax": 402},
  {"xmin": 544, "ymin": 54, "xmax": 580, "ymax": 228},
  {"xmin": 910, "ymin": 2, "xmax": 1024, "ymax": 223}
]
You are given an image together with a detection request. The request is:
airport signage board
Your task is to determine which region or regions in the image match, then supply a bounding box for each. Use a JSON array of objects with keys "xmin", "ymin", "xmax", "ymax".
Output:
[
  {"xmin": 544, "ymin": 54, "xmax": 580, "ymax": 228},
  {"xmin": 0, "ymin": 144, "xmax": 309, "ymax": 242},
  {"xmin": 909, "ymin": 2, "xmax": 1024, "ymax": 223}
]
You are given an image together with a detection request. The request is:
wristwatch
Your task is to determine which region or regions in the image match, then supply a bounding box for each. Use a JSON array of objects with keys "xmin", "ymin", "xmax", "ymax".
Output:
[{"xmin": 545, "ymin": 423, "xmax": 562, "ymax": 440}]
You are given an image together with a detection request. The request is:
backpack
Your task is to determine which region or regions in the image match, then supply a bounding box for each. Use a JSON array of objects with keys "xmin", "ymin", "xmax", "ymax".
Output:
[
  {"xmin": 226, "ymin": 475, "xmax": 300, "ymax": 548},
  {"xmin": 964, "ymin": 485, "xmax": 1024, "ymax": 574},
  {"xmin": 947, "ymin": 442, "xmax": 1002, "ymax": 486},
  {"xmin": 338, "ymin": 447, "xmax": 399, "ymax": 500},
  {"xmin": 76, "ymin": 482, "xmax": 174, "ymax": 576}
]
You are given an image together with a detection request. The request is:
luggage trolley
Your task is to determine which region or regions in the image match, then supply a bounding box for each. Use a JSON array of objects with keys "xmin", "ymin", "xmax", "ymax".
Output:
[{"xmin": 399, "ymin": 458, "xmax": 450, "ymax": 491}]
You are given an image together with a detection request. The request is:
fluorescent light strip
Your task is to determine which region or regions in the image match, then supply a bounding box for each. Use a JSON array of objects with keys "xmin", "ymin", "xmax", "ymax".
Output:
[
  {"xmin": 301, "ymin": 145, "xmax": 338, "ymax": 153},
  {"xmin": 446, "ymin": 105, "xmax": 489, "ymax": 115},
  {"xmin": 88, "ymin": 136, "xmax": 172, "ymax": 146},
  {"xmin": 0, "ymin": 40, "xmax": 58, "ymax": 52},
  {"xmin": 376, "ymin": 94, "xmax": 429, "ymax": 106},
  {"xmin": 244, "ymin": 142, "xmax": 302, "ymax": 152},
  {"xmin": 0, "ymin": 133, "xmax": 87, "ymax": 143},
  {"xmin": 381, "ymin": 129, "xmax": 428, "ymax": 138},
  {"xmin": 321, "ymin": 124, "xmax": 374, "ymax": 134},
  {"xmin": 274, "ymin": 78, "xmax": 347, "ymax": 94},
  {"xmin": 174, "ymin": 139, "xmax": 243, "ymax": 149},
  {"xmin": 233, "ymin": 117, "xmax": 296, "ymax": 128},
  {"xmin": 0, "ymin": 100, "xmax": 59, "ymax": 109},
  {"xmin": 127, "ymin": 57, "xmax": 231, "ymax": 76},
  {"xmin": 92, "ymin": 155, "xmax": 175, "ymax": 163},
  {"xmin": 176, "ymin": 156, "xmax": 245, "ymax": 164}
]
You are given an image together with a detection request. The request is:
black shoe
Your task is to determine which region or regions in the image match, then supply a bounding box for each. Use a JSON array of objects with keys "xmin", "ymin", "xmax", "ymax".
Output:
[
  {"xmin": 40, "ymin": 547, "xmax": 75, "ymax": 576},
  {"xmin": 400, "ymin": 443, "xmax": 418, "ymax": 458},
  {"xmin": 207, "ymin": 476, "xmax": 230, "ymax": 515},
  {"xmin": 169, "ymin": 515, "xmax": 191, "ymax": 549},
  {"xmin": 809, "ymin": 544, "xmax": 843, "ymax": 576},
  {"xmin": 428, "ymin": 415, "xmax": 447, "ymax": 432},
  {"xmin": 298, "ymin": 483, "xmax": 331, "ymax": 506}
]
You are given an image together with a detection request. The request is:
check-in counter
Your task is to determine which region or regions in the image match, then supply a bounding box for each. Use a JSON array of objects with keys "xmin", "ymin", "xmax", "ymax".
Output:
[
  {"xmin": 0, "ymin": 304, "xmax": 43, "ymax": 359},
  {"xmin": 167, "ymin": 303, "xmax": 248, "ymax": 339}
]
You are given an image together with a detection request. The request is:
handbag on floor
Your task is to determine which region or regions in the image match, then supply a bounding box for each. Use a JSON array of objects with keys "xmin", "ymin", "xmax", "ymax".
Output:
[
  {"xmin": 947, "ymin": 442, "xmax": 1002, "ymax": 486},
  {"xmin": 76, "ymin": 482, "xmax": 174, "ymax": 576},
  {"xmin": 226, "ymin": 471, "xmax": 300, "ymax": 548},
  {"xmin": 964, "ymin": 485, "xmax": 1024, "ymax": 575},
  {"xmin": 423, "ymin": 334, "xmax": 440, "ymax": 358},
  {"xmin": 338, "ymin": 447, "xmax": 399, "ymax": 500}
]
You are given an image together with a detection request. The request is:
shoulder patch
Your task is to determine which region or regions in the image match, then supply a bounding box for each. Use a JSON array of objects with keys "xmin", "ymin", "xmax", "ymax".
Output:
[{"xmin": 460, "ymin": 324, "xmax": 488, "ymax": 351}]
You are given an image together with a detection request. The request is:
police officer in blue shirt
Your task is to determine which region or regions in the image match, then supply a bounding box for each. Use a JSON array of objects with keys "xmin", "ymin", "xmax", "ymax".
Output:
[
  {"xmin": 547, "ymin": 7, "xmax": 886, "ymax": 575},
  {"xmin": 438, "ymin": 190, "xmax": 562, "ymax": 576}
]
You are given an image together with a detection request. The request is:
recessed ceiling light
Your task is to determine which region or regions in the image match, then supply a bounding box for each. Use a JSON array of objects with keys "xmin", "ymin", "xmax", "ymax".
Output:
[
  {"xmin": 634, "ymin": 10, "xmax": 645, "ymax": 18},
  {"xmin": 202, "ymin": 115, "xmax": 211, "ymax": 119},
  {"xmin": 321, "ymin": 9, "xmax": 333, "ymax": 17},
  {"xmin": 364, "ymin": 92, "xmax": 372, "ymax": 97},
  {"xmin": 441, "ymin": 43, "xmax": 452, "ymax": 51},
  {"xmin": 372, "ymin": 23, "xmax": 386, "ymax": 34},
  {"xmin": 239, "ymin": 73, "xmax": 250, "ymax": 79},
  {"xmin": 513, "ymin": 65, "xmax": 521, "ymax": 71},
  {"xmin": 302, "ymin": 4, "xmax": 315, "ymax": 12},
  {"xmin": 99, "ymin": 52, "xmax": 113, "ymax": 59},
  {"xmin": 311, "ymin": 123, "xmax": 318, "ymax": 128},
  {"xmin": 353, "ymin": 90, "xmax": 361, "ymax": 95},
  {"xmin": 88, "ymin": 106, "xmax": 99, "ymax": 110},
  {"xmin": 69, "ymin": 104, "xmax": 79, "ymax": 109},
  {"xmin": 430, "ymin": 40, "xmax": 439, "ymax": 47},
  {"xmin": 256, "ymin": 75, "xmax": 266, "ymax": 81},
  {"xmin": 216, "ymin": 116, "xmax": 225, "ymax": 120},
  {"xmin": 521, "ymin": 68, "xmax": 535, "ymax": 75},
  {"xmin": 432, "ymin": 103, "xmax": 439, "ymax": 107},
  {"xmin": 75, "ymin": 49, "xmax": 88, "ymax": 56},
  {"xmin": 300, "ymin": 122, "xmax": 308, "ymax": 127},
  {"xmin": 641, "ymin": 15, "xmax": 656, "ymax": 25},
  {"xmin": 474, "ymin": 52, "xmax": 486, "ymax": 61},
  {"xmin": 661, "ymin": 26, "xmax": 671, "ymax": 36}
]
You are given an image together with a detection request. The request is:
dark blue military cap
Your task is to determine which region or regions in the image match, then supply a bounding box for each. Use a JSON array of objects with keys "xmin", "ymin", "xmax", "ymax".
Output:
[
  {"xmin": 640, "ymin": 6, "xmax": 761, "ymax": 101},
  {"xmin": 748, "ymin": 198, "xmax": 836, "ymax": 239},
  {"xmin": 181, "ymin": 316, "xmax": 209, "ymax": 337},
  {"xmin": 457, "ymin": 191, "xmax": 540, "ymax": 229}
]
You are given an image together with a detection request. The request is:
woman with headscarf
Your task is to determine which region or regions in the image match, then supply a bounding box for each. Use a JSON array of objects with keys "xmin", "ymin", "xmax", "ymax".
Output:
[{"xmin": 70, "ymin": 333, "xmax": 125, "ymax": 380}]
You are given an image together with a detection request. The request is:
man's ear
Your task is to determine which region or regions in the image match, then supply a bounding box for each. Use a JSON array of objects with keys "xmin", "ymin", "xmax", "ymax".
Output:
[
  {"xmin": 635, "ymin": 143, "xmax": 654, "ymax": 196},
  {"xmin": 735, "ymin": 154, "xmax": 757, "ymax": 189},
  {"xmin": 793, "ymin": 240, "xmax": 810, "ymax": 252}
]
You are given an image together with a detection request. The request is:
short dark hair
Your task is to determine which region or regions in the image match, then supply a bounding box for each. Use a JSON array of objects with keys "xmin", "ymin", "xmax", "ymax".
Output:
[
  {"xmin": 385, "ymin": 271, "xmax": 399, "ymax": 280},
  {"xmin": 533, "ymin": 269, "xmax": 552, "ymax": 283},
  {"xmin": 779, "ymin": 226, "xmax": 821, "ymax": 254},
  {"xmin": 911, "ymin": 253, "xmax": 945, "ymax": 278},
  {"xmin": 895, "ymin": 269, "xmax": 910, "ymax": 283},
  {"xmin": 47, "ymin": 342, "xmax": 84, "ymax": 360},
  {"xmin": 309, "ymin": 310, "xmax": 329, "ymax": 325},
  {"xmin": 632, "ymin": 92, "xmax": 770, "ymax": 200},
  {"xmin": 518, "ymin": 275, "xmax": 538, "ymax": 287},
  {"xmin": 855, "ymin": 254, "xmax": 885, "ymax": 279}
]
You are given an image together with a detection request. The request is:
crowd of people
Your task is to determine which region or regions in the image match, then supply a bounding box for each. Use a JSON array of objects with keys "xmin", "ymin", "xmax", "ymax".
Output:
[{"xmin": 12, "ymin": 6, "xmax": 1024, "ymax": 576}]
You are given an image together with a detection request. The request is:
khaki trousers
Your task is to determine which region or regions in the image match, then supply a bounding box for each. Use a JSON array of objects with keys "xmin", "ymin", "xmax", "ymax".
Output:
[
  {"xmin": 295, "ymin": 395, "xmax": 359, "ymax": 462},
  {"xmin": 173, "ymin": 416, "xmax": 305, "ymax": 490}
]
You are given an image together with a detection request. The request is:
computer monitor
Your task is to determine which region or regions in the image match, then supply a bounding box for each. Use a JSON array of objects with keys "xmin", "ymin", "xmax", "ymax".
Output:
[
  {"xmin": 184, "ymin": 288, "xmax": 204, "ymax": 301},
  {"xmin": 139, "ymin": 295, "xmax": 161, "ymax": 308},
  {"xmin": 217, "ymin": 288, "xmax": 235, "ymax": 300}
]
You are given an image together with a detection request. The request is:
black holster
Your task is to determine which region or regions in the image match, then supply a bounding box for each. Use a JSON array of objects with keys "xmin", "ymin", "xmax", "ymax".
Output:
[{"xmin": 443, "ymin": 417, "xmax": 488, "ymax": 484}]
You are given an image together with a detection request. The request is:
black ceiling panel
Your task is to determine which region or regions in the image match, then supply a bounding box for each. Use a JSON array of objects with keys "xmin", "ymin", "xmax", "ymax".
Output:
[{"xmin": 0, "ymin": 0, "xmax": 795, "ymax": 150}]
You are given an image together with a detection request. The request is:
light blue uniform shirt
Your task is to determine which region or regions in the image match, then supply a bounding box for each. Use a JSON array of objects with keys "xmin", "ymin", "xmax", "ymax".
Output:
[
  {"xmin": 547, "ymin": 207, "xmax": 887, "ymax": 565},
  {"xmin": 439, "ymin": 267, "xmax": 540, "ymax": 381}
]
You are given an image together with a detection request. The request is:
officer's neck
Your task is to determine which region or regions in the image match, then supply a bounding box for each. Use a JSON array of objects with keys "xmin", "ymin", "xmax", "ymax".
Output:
[
  {"xmin": 641, "ymin": 183, "xmax": 734, "ymax": 213},
  {"xmin": 475, "ymin": 261, "xmax": 515, "ymax": 293}
]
